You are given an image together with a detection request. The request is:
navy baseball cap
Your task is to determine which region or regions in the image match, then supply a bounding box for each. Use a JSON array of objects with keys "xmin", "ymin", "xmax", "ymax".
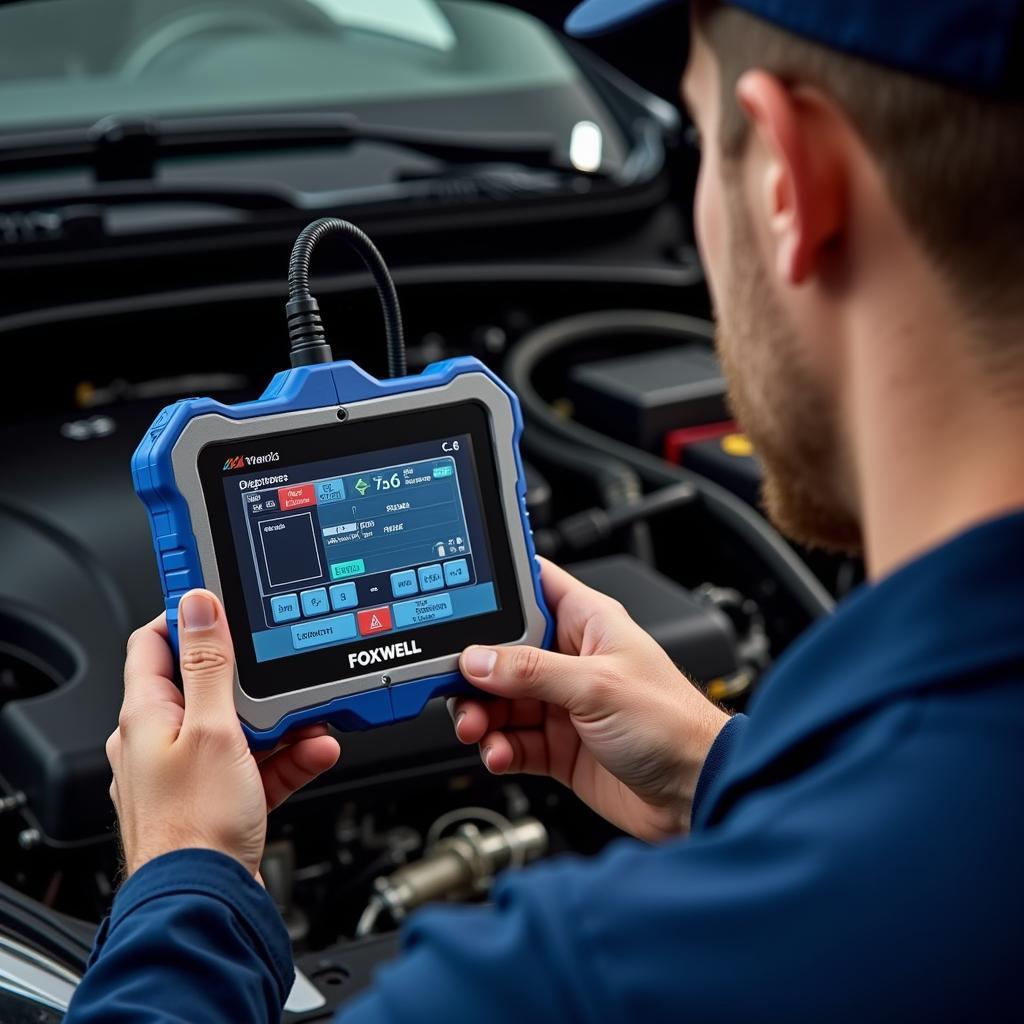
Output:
[{"xmin": 565, "ymin": 0, "xmax": 1024, "ymax": 98}]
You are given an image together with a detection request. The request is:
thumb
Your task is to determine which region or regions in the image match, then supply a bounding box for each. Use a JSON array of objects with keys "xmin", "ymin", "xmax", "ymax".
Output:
[
  {"xmin": 460, "ymin": 644, "xmax": 593, "ymax": 711},
  {"xmin": 178, "ymin": 590, "xmax": 238, "ymax": 729}
]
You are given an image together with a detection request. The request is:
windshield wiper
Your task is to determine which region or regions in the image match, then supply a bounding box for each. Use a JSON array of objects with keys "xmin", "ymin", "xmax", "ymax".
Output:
[{"xmin": 0, "ymin": 112, "xmax": 572, "ymax": 181}]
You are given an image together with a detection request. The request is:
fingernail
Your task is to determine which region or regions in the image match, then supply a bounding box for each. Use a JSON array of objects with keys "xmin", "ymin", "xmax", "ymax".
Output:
[
  {"xmin": 455, "ymin": 711, "xmax": 467, "ymax": 730},
  {"xmin": 463, "ymin": 646, "xmax": 497, "ymax": 678},
  {"xmin": 482, "ymin": 746, "xmax": 495, "ymax": 771},
  {"xmin": 180, "ymin": 592, "xmax": 217, "ymax": 631}
]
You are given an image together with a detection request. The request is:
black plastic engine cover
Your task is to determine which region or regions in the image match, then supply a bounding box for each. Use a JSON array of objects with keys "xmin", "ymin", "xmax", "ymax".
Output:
[{"xmin": 566, "ymin": 554, "xmax": 739, "ymax": 684}]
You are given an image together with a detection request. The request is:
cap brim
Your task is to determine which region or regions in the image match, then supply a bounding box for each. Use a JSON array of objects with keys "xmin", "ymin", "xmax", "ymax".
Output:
[{"xmin": 564, "ymin": 0, "xmax": 686, "ymax": 37}]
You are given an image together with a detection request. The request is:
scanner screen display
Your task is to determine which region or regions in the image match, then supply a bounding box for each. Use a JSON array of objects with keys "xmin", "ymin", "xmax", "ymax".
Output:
[
  {"xmin": 199, "ymin": 404, "xmax": 525, "ymax": 700},
  {"xmin": 234, "ymin": 437, "xmax": 492, "ymax": 662}
]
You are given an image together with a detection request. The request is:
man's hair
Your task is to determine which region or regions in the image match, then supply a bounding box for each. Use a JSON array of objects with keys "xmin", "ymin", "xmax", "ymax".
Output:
[{"xmin": 694, "ymin": 1, "xmax": 1024, "ymax": 382}]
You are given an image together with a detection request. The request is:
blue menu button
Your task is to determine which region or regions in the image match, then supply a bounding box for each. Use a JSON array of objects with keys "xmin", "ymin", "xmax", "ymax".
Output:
[
  {"xmin": 271, "ymin": 593, "xmax": 300, "ymax": 624},
  {"xmin": 391, "ymin": 570, "xmax": 419, "ymax": 598},
  {"xmin": 444, "ymin": 559, "xmax": 470, "ymax": 586},
  {"xmin": 315, "ymin": 478, "xmax": 346, "ymax": 504},
  {"xmin": 329, "ymin": 582, "xmax": 358, "ymax": 610},
  {"xmin": 291, "ymin": 613, "xmax": 357, "ymax": 650},
  {"xmin": 418, "ymin": 564, "xmax": 445, "ymax": 592},
  {"xmin": 300, "ymin": 588, "xmax": 330, "ymax": 617},
  {"xmin": 393, "ymin": 593, "xmax": 453, "ymax": 628}
]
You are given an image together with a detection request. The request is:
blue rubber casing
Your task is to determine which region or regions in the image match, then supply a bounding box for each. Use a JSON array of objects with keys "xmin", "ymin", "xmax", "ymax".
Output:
[{"xmin": 131, "ymin": 358, "xmax": 553, "ymax": 749}]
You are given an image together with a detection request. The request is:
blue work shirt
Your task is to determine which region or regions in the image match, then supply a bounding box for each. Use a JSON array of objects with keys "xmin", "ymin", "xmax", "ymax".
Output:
[{"xmin": 66, "ymin": 510, "xmax": 1024, "ymax": 1022}]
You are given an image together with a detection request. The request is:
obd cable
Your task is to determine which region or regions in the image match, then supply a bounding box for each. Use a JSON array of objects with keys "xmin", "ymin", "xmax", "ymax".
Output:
[{"xmin": 285, "ymin": 217, "xmax": 406, "ymax": 376}]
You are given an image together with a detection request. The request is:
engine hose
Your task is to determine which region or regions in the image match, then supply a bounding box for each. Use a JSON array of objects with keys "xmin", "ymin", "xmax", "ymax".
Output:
[
  {"xmin": 504, "ymin": 310, "xmax": 834, "ymax": 621},
  {"xmin": 523, "ymin": 426, "xmax": 659, "ymax": 563}
]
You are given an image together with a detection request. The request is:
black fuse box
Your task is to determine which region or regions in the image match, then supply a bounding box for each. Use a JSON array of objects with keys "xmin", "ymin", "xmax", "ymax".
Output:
[{"xmin": 568, "ymin": 345, "xmax": 728, "ymax": 452}]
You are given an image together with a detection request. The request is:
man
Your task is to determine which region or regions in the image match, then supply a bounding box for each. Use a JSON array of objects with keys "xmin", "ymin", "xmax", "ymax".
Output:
[{"xmin": 67, "ymin": 0, "xmax": 1024, "ymax": 1020}]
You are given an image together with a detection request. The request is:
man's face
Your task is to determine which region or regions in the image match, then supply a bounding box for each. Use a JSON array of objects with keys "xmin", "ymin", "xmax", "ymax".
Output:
[{"xmin": 683, "ymin": 21, "xmax": 862, "ymax": 553}]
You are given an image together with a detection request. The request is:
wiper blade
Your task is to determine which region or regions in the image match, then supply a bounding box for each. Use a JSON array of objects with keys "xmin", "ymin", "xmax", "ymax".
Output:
[{"xmin": 0, "ymin": 112, "xmax": 571, "ymax": 181}]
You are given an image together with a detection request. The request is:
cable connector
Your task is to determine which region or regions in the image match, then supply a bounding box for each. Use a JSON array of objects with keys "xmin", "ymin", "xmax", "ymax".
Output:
[
  {"xmin": 284, "ymin": 295, "xmax": 332, "ymax": 367},
  {"xmin": 534, "ymin": 480, "xmax": 698, "ymax": 557}
]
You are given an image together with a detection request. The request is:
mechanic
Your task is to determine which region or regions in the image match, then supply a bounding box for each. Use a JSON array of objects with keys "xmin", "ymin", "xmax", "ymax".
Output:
[{"xmin": 66, "ymin": 0, "xmax": 1024, "ymax": 1020}]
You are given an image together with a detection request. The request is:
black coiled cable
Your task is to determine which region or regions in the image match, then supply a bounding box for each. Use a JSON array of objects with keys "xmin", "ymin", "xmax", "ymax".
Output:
[{"xmin": 286, "ymin": 217, "xmax": 406, "ymax": 377}]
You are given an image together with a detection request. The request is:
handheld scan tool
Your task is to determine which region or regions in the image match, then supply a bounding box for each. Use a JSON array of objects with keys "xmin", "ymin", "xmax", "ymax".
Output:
[{"xmin": 132, "ymin": 219, "xmax": 552, "ymax": 748}]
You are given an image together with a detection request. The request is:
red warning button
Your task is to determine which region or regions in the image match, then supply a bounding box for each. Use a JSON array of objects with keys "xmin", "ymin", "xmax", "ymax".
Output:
[
  {"xmin": 278, "ymin": 484, "xmax": 316, "ymax": 511},
  {"xmin": 357, "ymin": 606, "xmax": 393, "ymax": 636}
]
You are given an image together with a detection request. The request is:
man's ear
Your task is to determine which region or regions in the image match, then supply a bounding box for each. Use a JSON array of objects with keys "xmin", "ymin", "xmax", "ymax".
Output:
[{"xmin": 735, "ymin": 70, "xmax": 846, "ymax": 286}]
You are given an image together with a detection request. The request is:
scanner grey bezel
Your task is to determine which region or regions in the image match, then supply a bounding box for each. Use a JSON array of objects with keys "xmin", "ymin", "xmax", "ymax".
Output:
[{"xmin": 171, "ymin": 373, "xmax": 546, "ymax": 732}]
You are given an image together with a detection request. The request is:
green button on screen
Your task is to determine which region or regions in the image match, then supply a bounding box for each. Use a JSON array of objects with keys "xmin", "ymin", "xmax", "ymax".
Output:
[{"xmin": 330, "ymin": 559, "xmax": 365, "ymax": 580}]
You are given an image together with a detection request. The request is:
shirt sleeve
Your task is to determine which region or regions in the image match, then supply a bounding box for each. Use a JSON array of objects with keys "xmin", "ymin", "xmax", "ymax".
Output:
[
  {"xmin": 64, "ymin": 849, "xmax": 294, "ymax": 1024},
  {"xmin": 690, "ymin": 712, "xmax": 748, "ymax": 825}
]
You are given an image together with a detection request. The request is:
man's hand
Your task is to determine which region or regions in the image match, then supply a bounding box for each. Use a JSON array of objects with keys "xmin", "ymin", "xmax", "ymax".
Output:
[
  {"xmin": 452, "ymin": 560, "xmax": 729, "ymax": 842},
  {"xmin": 107, "ymin": 590, "xmax": 340, "ymax": 879}
]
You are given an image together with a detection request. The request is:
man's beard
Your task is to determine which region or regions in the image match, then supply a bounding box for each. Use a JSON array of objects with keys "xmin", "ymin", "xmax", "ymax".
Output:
[{"xmin": 713, "ymin": 188, "xmax": 863, "ymax": 555}]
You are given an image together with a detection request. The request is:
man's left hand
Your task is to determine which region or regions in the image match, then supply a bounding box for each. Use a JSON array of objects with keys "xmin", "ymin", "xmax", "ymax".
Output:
[{"xmin": 107, "ymin": 589, "xmax": 341, "ymax": 879}]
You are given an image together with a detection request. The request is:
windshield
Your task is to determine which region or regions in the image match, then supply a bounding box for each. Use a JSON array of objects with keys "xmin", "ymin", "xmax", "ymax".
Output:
[{"xmin": 0, "ymin": 0, "xmax": 579, "ymax": 134}]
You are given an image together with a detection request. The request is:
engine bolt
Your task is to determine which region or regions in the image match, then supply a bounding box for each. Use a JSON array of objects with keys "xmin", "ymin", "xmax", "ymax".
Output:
[{"xmin": 18, "ymin": 828, "xmax": 41, "ymax": 850}]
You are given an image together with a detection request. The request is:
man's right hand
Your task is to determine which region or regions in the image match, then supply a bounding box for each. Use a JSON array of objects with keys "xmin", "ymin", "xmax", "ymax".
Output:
[{"xmin": 453, "ymin": 559, "xmax": 729, "ymax": 842}]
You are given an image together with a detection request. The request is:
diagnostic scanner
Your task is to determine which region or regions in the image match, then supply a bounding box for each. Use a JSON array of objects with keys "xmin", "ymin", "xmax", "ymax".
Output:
[{"xmin": 132, "ymin": 219, "xmax": 552, "ymax": 748}]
